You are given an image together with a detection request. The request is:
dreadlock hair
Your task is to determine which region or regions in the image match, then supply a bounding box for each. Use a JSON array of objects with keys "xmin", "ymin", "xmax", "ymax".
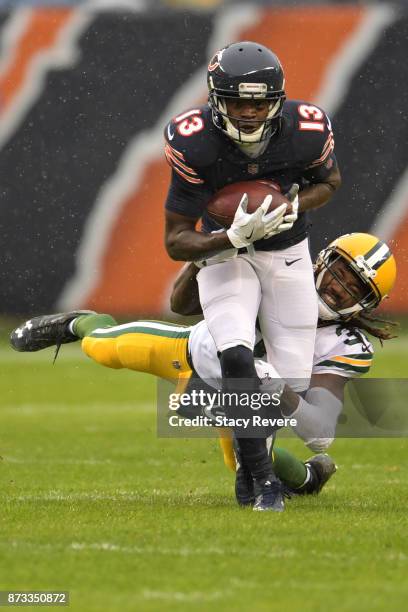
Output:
[{"xmin": 343, "ymin": 311, "xmax": 399, "ymax": 345}]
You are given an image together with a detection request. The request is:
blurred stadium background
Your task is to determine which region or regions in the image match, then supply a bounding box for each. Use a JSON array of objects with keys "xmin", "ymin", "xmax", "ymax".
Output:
[{"xmin": 0, "ymin": 0, "xmax": 407, "ymax": 318}]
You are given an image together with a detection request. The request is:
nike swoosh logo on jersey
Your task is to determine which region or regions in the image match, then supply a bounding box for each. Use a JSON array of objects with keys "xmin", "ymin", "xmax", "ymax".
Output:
[
  {"xmin": 167, "ymin": 125, "xmax": 175, "ymax": 141},
  {"xmin": 285, "ymin": 258, "xmax": 302, "ymax": 266}
]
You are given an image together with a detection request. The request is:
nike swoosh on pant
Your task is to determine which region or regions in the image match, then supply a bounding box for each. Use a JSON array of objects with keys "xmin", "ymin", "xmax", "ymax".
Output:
[{"xmin": 285, "ymin": 258, "xmax": 302, "ymax": 266}]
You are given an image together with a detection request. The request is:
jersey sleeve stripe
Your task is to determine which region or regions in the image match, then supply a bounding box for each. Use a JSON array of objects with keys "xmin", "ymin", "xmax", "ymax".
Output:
[
  {"xmin": 166, "ymin": 157, "xmax": 204, "ymax": 184},
  {"xmin": 316, "ymin": 359, "xmax": 371, "ymax": 374},
  {"xmin": 164, "ymin": 147, "xmax": 204, "ymax": 184},
  {"xmin": 308, "ymin": 132, "xmax": 334, "ymax": 168},
  {"xmin": 165, "ymin": 144, "xmax": 199, "ymax": 175},
  {"xmin": 166, "ymin": 142, "xmax": 186, "ymax": 161},
  {"xmin": 321, "ymin": 131, "xmax": 334, "ymax": 154},
  {"xmin": 172, "ymin": 166, "xmax": 205, "ymax": 184}
]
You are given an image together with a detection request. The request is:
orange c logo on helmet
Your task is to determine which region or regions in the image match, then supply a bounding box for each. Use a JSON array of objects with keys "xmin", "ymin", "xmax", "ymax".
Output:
[{"xmin": 208, "ymin": 53, "xmax": 219, "ymax": 72}]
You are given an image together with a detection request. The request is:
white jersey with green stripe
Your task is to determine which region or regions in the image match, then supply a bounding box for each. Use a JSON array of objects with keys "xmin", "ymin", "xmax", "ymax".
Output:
[
  {"xmin": 188, "ymin": 320, "xmax": 373, "ymax": 382},
  {"xmin": 312, "ymin": 323, "xmax": 373, "ymax": 377}
]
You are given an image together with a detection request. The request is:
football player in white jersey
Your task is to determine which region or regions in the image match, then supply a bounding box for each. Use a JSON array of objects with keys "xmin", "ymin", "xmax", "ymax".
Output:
[
  {"xmin": 10, "ymin": 233, "xmax": 397, "ymax": 510},
  {"xmin": 172, "ymin": 232, "xmax": 397, "ymax": 505}
]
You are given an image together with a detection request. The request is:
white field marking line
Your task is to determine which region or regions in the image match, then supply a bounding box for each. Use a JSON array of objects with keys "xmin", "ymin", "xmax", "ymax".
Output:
[
  {"xmin": 315, "ymin": 4, "xmax": 396, "ymax": 115},
  {"xmin": 56, "ymin": 4, "xmax": 261, "ymax": 310},
  {"xmin": 370, "ymin": 165, "xmax": 408, "ymax": 242},
  {"xmin": 5, "ymin": 492, "xmax": 145, "ymax": 502},
  {"xmin": 71, "ymin": 541, "xmax": 297, "ymax": 561},
  {"xmin": 3, "ymin": 488, "xmax": 228, "ymax": 503},
  {"xmin": 3, "ymin": 487, "xmax": 224, "ymax": 502},
  {"xmin": 4, "ymin": 454, "xmax": 165, "ymax": 466},
  {"xmin": 1, "ymin": 539, "xmax": 295, "ymax": 560},
  {"xmin": 141, "ymin": 589, "xmax": 230, "ymax": 602},
  {"xmin": 4, "ymin": 540, "xmax": 287, "ymax": 565},
  {"xmin": 0, "ymin": 402, "xmax": 155, "ymax": 413},
  {"xmin": 70, "ymin": 542, "xmax": 228, "ymax": 556},
  {"xmin": 1, "ymin": 541, "xmax": 297, "ymax": 576},
  {"xmin": 0, "ymin": 8, "xmax": 94, "ymax": 151},
  {"xmin": 5, "ymin": 457, "xmax": 113, "ymax": 465},
  {"xmin": 0, "ymin": 346, "xmax": 87, "ymax": 362}
]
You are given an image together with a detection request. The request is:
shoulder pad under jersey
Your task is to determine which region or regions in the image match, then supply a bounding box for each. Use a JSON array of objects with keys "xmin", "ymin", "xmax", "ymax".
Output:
[
  {"xmin": 313, "ymin": 324, "xmax": 374, "ymax": 378},
  {"xmin": 282, "ymin": 99, "xmax": 335, "ymax": 169},
  {"xmin": 164, "ymin": 104, "xmax": 220, "ymax": 172}
]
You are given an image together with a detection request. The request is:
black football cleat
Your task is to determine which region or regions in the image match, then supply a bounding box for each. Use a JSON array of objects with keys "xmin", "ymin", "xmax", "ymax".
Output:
[
  {"xmin": 253, "ymin": 478, "xmax": 285, "ymax": 512},
  {"xmin": 10, "ymin": 311, "xmax": 95, "ymax": 353},
  {"xmin": 300, "ymin": 454, "xmax": 337, "ymax": 495}
]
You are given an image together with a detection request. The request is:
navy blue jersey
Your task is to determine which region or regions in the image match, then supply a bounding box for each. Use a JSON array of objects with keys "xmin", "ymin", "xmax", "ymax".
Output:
[{"xmin": 164, "ymin": 100, "xmax": 336, "ymax": 250}]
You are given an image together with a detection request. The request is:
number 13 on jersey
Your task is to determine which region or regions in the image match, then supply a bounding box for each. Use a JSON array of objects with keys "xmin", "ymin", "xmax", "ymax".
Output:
[{"xmin": 174, "ymin": 109, "xmax": 204, "ymax": 137}]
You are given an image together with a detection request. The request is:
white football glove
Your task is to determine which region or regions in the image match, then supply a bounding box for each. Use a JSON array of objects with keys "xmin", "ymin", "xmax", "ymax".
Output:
[
  {"xmin": 262, "ymin": 198, "xmax": 289, "ymax": 238},
  {"xmin": 305, "ymin": 437, "xmax": 334, "ymax": 453},
  {"xmin": 269, "ymin": 183, "xmax": 299, "ymax": 236},
  {"xmin": 226, "ymin": 194, "xmax": 287, "ymax": 248}
]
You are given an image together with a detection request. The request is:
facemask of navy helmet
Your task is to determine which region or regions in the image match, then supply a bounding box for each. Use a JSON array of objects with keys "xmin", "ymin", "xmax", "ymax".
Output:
[{"xmin": 207, "ymin": 41, "xmax": 286, "ymax": 144}]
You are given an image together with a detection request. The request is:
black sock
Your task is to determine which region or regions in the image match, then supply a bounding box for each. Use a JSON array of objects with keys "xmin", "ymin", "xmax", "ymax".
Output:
[
  {"xmin": 220, "ymin": 345, "xmax": 275, "ymax": 484},
  {"xmin": 236, "ymin": 437, "xmax": 277, "ymax": 484}
]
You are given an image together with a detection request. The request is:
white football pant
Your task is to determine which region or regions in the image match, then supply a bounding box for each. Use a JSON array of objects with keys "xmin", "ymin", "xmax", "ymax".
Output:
[{"xmin": 197, "ymin": 238, "xmax": 317, "ymax": 392}]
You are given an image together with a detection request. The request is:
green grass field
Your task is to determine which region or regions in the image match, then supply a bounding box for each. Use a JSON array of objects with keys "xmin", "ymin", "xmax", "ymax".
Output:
[{"xmin": 1, "ymin": 323, "xmax": 408, "ymax": 611}]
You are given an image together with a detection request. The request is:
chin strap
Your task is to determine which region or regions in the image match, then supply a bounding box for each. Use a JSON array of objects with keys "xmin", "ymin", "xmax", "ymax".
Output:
[{"xmin": 218, "ymin": 97, "xmax": 281, "ymax": 143}]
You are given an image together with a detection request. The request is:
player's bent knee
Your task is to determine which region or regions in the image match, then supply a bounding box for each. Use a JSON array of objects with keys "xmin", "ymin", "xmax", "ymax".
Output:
[
  {"xmin": 220, "ymin": 345, "xmax": 257, "ymax": 379},
  {"xmin": 217, "ymin": 338, "xmax": 253, "ymax": 352}
]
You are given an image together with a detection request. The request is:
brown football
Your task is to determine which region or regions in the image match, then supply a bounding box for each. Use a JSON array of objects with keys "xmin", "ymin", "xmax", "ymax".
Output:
[{"xmin": 206, "ymin": 180, "xmax": 292, "ymax": 228}]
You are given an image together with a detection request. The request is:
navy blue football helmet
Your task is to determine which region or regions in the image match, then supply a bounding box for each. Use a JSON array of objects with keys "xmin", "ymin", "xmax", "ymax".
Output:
[{"xmin": 207, "ymin": 41, "xmax": 286, "ymax": 143}]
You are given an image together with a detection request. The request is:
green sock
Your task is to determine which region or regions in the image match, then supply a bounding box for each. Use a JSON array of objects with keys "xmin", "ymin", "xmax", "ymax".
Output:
[
  {"xmin": 272, "ymin": 447, "xmax": 308, "ymax": 489},
  {"xmin": 73, "ymin": 313, "xmax": 117, "ymax": 339}
]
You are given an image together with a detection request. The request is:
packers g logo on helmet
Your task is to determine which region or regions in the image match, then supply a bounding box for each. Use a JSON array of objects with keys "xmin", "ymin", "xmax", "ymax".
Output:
[{"xmin": 315, "ymin": 233, "xmax": 397, "ymax": 320}]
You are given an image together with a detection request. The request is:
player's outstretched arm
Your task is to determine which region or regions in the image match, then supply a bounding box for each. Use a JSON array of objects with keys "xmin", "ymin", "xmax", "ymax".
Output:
[
  {"xmin": 280, "ymin": 372, "xmax": 346, "ymax": 451},
  {"xmin": 170, "ymin": 263, "xmax": 202, "ymax": 316}
]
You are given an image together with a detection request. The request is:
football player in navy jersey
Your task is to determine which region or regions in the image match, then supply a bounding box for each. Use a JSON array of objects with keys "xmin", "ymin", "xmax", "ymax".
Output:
[{"xmin": 164, "ymin": 41, "xmax": 341, "ymax": 511}]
